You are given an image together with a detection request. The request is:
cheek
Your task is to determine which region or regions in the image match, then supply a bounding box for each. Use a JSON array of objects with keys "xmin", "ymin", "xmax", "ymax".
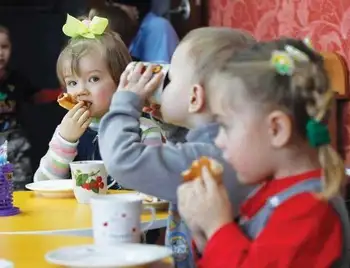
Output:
[
  {"xmin": 94, "ymin": 84, "xmax": 116, "ymax": 104},
  {"xmin": 3, "ymin": 48, "xmax": 10, "ymax": 58},
  {"xmin": 216, "ymin": 128, "xmax": 244, "ymax": 164}
]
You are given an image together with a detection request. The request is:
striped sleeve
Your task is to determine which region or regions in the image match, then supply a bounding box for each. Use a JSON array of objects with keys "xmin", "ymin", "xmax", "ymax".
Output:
[
  {"xmin": 139, "ymin": 117, "xmax": 165, "ymax": 146},
  {"xmin": 33, "ymin": 126, "xmax": 78, "ymax": 181}
]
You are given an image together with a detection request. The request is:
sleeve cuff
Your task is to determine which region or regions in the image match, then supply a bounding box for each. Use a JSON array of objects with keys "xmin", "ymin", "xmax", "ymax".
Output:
[{"xmin": 55, "ymin": 130, "xmax": 79, "ymax": 147}]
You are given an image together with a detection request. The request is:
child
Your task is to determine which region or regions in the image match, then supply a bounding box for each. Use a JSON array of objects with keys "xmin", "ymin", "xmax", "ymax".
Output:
[
  {"xmin": 0, "ymin": 25, "xmax": 41, "ymax": 190},
  {"xmin": 177, "ymin": 38, "xmax": 350, "ymax": 267},
  {"xmin": 33, "ymin": 14, "xmax": 163, "ymax": 182},
  {"xmin": 98, "ymin": 27, "xmax": 256, "ymax": 267}
]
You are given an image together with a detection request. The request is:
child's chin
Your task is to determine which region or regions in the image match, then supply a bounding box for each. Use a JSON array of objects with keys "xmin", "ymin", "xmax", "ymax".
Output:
[{"xmin": 89, "ymin": 109, "xmax": 105, "ymax": 118}]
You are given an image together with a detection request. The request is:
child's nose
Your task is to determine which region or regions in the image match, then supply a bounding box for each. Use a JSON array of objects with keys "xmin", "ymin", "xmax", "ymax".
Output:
[{"xmin": 76, "ymin": 88, "xmax": 90, "ymax": 96}]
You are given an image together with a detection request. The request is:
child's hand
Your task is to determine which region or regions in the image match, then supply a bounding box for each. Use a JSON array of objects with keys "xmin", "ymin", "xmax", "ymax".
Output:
[
  {"xmin": 59, "ymin": 102, "xmax": 92, "ymax": 143},
  {"xmin": 177, "ymin": 167, "xmax": 234, "ymax": 239},
  {"xmin": 118, "ymin": 63, "xmax": 163, "ymax": 102}
]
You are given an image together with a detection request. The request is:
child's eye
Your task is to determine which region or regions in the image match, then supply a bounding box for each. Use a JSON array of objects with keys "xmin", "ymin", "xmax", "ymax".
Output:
[
  {"xmin": 67, "ymin": 81, "xmax": 77, "ymax": 87},
  {"xmin": 89, "ymin": 76, "xmax": 100, "ymax": 83}
]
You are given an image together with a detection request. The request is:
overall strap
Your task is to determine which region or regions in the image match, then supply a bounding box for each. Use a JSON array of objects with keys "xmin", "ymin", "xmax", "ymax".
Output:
[
  {"xmin": 240, "ymin": 179, "xmax": 321, "ymax": 239},
  {"xmin": 267, "ymin": 179, "xmax": 321, "ymax": 208}
]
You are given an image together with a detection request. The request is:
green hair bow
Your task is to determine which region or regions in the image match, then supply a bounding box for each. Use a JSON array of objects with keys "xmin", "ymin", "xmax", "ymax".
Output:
[
  {"xmin": 62, "ymin": 14, "xmax": 108, "ymax": 39},
  {"xmin": 306, "ymin": 119, "xmax": 331, "ymax": 147}
]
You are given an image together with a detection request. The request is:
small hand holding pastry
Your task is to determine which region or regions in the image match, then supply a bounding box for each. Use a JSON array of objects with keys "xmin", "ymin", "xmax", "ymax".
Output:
[
  {"xmin": 59, "ymin": 102, "xmax": 92, "ymax": 143},
  {"xmin": 118, "ymin": 62, "xmax": 163, "ymax": 101},
  {"xmin": 177, "ymin": 157, "xmax": 233, "ymax": 239}
]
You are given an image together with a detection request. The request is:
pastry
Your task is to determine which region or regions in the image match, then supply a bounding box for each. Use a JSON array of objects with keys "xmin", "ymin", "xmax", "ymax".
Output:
[
  {"xmin": 140, "ymin": 64, "xmax": 163, "ymax": 75},
  {"xmin": 57, "ymin": 93, "xmax": 78, "ymax": 110},
  {"xmin": 181, "ymin": 157, "xmax": 223, "ymax": 184}
]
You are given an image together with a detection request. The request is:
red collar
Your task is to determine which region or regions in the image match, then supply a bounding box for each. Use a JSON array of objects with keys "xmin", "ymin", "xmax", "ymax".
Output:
[{"xmin": 240, "ymin": 169, "xmax": 322, "ymax": 218}]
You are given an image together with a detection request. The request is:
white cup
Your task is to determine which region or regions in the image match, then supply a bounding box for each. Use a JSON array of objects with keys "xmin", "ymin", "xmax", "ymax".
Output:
[
  {"xmin": 90, "ymin": 193, "xmax": 156, "ymax": 245},
  {"xmin": 69, "ymin": 160, "xmax": 117, "ymax": 204},
  {"xmin": 126, "ymin": 61, "xmax": 169, "ymax": 105}
]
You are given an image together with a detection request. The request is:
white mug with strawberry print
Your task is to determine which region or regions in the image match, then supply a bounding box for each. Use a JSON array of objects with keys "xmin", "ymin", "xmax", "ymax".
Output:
[
  {"xmin": 90, "ymin": 193, "xmax": 156, "ymax": 245},
  {"xmin": 70, "ymin": 160, "xmax": 117, "ymax": 204}
]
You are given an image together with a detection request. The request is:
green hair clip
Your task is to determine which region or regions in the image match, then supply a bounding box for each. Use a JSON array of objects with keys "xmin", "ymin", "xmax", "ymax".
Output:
[
  {"xmin": 306, "ymin": 118, "xmax": 331, "ymax": 147},
  {"xmin": 270, "ymin": 51, "xmax": 295, "ymax": 76}
]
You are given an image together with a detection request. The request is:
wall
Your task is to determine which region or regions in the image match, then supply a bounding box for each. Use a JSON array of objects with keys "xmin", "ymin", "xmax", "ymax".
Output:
[
  {"xmin": 208, "ymin": 0, "xmax": 350, "ymax": 165},
  {"xmin": 0, "ymin": 0, "xmax": 87, "ymax": 88}
]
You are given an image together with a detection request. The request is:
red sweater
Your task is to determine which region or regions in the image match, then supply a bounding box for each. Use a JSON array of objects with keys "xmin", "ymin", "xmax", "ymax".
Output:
[{"xmin": 196, "ymin": 170, "xmax": 343, "ymax": 268}]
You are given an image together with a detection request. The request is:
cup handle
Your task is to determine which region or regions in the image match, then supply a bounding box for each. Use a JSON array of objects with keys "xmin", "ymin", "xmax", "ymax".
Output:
[
  {"xmin": 141, "ymin": 206, "xmax": 156, "ymax": 232},
  {"xmin": 107, "ymin": 178, "xmax": 117, "ymax": 189}
]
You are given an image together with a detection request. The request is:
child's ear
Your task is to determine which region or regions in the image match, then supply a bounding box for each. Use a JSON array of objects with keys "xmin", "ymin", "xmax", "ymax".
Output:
[
  {"xmin": 267, "ymin": 110, "xmax": 292, "ymax": 148},
  {"xmin": 188, "ymin": 84, "xmax": 205, "ymax": 113}
]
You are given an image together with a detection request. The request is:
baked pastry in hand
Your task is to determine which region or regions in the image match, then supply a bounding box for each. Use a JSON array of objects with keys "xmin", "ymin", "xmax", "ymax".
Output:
[
  {"xmin": 57, "ymin": 93, "xmax": 79, "ymax": 110},
  {"xmin": 181, "ymin": 156, "xmax": 223, "ymax": 184}
]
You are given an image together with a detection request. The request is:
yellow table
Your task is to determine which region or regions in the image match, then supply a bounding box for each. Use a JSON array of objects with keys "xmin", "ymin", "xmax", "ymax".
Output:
[
  {"xmin": 0, "ymin": 235, "xmax": 173, "ymax": 268},
  {"xmin": 0, "ymin": 192, "xmax": 168, "ymax": 234}
]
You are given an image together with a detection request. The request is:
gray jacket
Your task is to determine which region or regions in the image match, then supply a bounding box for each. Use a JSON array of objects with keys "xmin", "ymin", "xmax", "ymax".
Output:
[
  {"xmin": 99, "ymin": 91, "xmax": 254, "ymax": 267},
  {"xmin": 99, "ymin": 91, "xmax": 253, "ymax": 211}
]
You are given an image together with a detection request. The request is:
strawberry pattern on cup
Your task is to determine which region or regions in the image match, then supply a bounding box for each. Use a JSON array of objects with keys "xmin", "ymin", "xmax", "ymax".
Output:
[{"xmin": 73, "ymin": 169, "xmax": 104, "ymax": 193}]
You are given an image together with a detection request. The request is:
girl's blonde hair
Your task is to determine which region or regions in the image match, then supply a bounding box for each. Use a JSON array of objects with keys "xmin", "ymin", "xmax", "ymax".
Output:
[
  {"xmin": 179, "ymin": 27, "xmax": 256, "ymax": 84},
  {"xmin": 57, "ymin": 12, "xmax": 131, "ymax": 86},
  {"xmin": 213, "ymin": 38, "xmax": 344, "ymax": 199}
]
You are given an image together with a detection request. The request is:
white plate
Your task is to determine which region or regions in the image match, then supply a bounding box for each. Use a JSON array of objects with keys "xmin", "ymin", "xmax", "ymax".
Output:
[
  {"xmin": 137, "ymin": 193, "xmax": 169, "ymax": 210},
  {"xmin": 25, "ymin": 180, "xmax": 74, "ymax": 198},
  {"xmin": 45, "ymin": 244, "xmax": 172, "ymax": 267}
]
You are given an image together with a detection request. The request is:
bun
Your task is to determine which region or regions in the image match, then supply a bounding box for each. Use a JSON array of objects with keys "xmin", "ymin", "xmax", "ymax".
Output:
[{"xmin": 181, "ymin": 157, "xmax": 223, "ymax": 184}]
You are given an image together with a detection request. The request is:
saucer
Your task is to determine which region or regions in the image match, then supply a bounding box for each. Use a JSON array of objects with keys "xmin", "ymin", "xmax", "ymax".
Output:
[{"xmin": 45, "ymin": 244, "xmax": 172, "ymax": 267}]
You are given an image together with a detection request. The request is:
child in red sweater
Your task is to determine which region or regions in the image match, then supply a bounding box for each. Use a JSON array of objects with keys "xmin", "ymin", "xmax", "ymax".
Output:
[{"xmin": 177, "ymin": 38, "xmax": 350, "ymax": 267}]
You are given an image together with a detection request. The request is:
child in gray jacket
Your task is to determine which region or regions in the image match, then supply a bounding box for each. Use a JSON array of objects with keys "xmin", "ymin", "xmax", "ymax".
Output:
[{"xmin": 99, "ymin": 27, "xmax": 256, "ymax": 267}]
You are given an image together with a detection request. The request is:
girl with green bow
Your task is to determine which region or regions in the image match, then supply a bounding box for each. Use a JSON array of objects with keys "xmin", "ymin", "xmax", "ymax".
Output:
[
  {"xmin": 33, "ymin": 14, "xmax": 163, "ymax": 188},
  {"xmin": 177, "ymin": 38, "xmax": 350, "ymax": 267}
]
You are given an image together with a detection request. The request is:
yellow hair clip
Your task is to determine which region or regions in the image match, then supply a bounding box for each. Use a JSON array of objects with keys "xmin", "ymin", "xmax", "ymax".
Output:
[
  {"xmin": 62, "ymin": 14, "xmax": 108, "ymax": 39},
  {"xmin": 270, "ymin": 51, "xmax": 295, "ymax": 76}
]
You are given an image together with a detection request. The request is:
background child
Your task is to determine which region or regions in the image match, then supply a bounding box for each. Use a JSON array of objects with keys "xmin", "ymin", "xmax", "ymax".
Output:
[
  {"xmin": 98, "ymin": 27, "xmax": 256, "ymax": 267},
  {"xmin": 34, "ymin": 14, "xmax": 163, "ymax": 182},
  {"xmin": 106, "ymin": 0, "xmax": 179, "ymax": 63},
  {"xmin": 177, "ymin": 38, "xmax": 350, "ymax": 267},
  {"xmin": 0, "ymin": 25, "xmax": 42, "ymax": 190}
]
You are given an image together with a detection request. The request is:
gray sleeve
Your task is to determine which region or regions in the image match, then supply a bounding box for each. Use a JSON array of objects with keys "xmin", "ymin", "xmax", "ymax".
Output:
[{"xmin": 99, "ymin": 91, "xmax": 206, "ymax": 203}]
